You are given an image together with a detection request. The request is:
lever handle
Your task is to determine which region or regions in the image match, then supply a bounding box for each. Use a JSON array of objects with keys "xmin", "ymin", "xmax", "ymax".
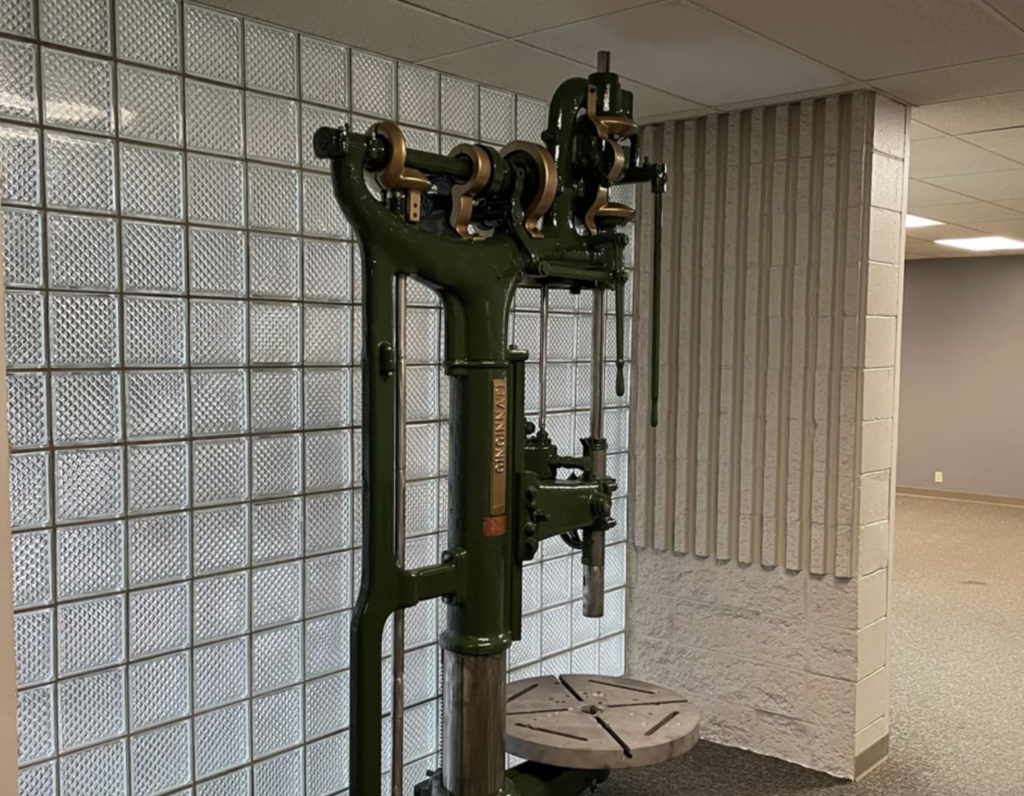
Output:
[
  {"xmin": 614, "ymin": 274, "xmax": 626, "ymax": 398},
  {"xmin": 650, "ymin": 165, "xmax": 667, "ymax": 428}
]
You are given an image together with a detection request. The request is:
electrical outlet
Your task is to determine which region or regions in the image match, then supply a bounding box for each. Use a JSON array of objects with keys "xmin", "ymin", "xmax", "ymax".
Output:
[{"xmin": 935, "ymin": 471, "xmax": 943, "ymax": 484}]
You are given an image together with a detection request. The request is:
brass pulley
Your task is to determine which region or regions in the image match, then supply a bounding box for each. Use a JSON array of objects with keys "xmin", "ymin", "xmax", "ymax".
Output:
[
  {"xmin": 448, "ymin": 144, "xmax": 494, "ymax": 241},
  {"xmin": 371, "ymin": 121, "xmax": 433, "ymax": 222},
  {"xmin": 582, "ymin": 83, "xmax": 639, "ymax": 233},
  {"xmin": 499, "ymin": 141, "xmax": 558, "ymax": 239}
]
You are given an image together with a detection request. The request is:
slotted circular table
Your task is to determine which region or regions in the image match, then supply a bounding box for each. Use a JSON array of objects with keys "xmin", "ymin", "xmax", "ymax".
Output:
[{"xmin": 505, "ymin": 674, "xmax": 700, "ymax": 770}]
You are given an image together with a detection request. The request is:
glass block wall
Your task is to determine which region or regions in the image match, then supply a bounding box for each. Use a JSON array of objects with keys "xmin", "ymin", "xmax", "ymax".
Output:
[{"xmin": 0, "ymin": 0, "xmax": 632, "ymax": 794}]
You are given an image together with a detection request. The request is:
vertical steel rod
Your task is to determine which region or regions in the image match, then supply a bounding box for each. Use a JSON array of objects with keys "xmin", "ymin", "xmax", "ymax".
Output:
[
  {"xmin": 584, "ymin": 289, "xmax": 607, "ymax": 617},
  {"xmin": 597, "ymin": 50, "xmax": 611, "ymax": 73},
  {"xmin": 392, "ymin": 274, "xmax": 407, "ymax": 796},
  {"xmin": 539, "ymin": 286, "xmax": 549, "ymax": 430}
]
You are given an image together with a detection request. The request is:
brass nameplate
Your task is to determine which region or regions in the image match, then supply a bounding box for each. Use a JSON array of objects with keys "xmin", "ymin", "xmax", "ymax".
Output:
[{"xmin": 491, "ymin": 378, "xmax": 508, "ymax": 516}]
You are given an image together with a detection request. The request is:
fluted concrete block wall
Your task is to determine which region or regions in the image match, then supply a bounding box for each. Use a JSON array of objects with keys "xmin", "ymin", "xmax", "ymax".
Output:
[{"xmin": 626, "ymin": 92, "xmax": 907, "ymax": 778}]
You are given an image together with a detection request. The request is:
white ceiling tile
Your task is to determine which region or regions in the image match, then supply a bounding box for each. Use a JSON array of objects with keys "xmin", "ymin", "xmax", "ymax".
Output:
[
  {"xmin": 912, "ymin": 91, "xmax": 1024, "ymax": 135},
  {"xmin": 871, "ymin": 55, "xmax": 1024, "ymax": 106},
  {"xmin": 403, "ymin": 0, "xmax": 659, "ymax": 37},
  {"xmin": 910, "ymin": 121, "xmax": 945, "ymax": 141},
  {"xmin": 519, "ymin": 2, "xmax": 847, "ymax": 107},
  {"xmin": 687, "ymin": 0, "xmax": 1024, "ymax": 80},
  {"xmin": 905, "ymin": 222, "xmax": 978, "ymax": 242},
  {"xmin": 908, "ymin": 179, "xmax": 975, "ymax": 209},
  {"xmin": 984, "ymin": 0, "xmax": 1024, "ymax": 31},
  {"xmin": 909, "ymin": 137, "xmax": 1023, "ymax": 179},
  {"xmin": 968, "ymin": 219, "xmax": 1024, "ymax": 239},
  {"xmin": 904, "ymin": 237, "xmax": 960, "ymax": 258},
  {"xmin": 913, "ymin": 202, "xmax": 1024, "ymax": 225},
  {"xmin": 992, "ymin": 197, "xmax": 1024, "ymax": 212},
  {"xmin": 960, "ymin": 127, "xmax": 1024, "ymax": 163},
  {"xmin": 716, "ymin": 83, "xmax": 864, "ymax": 112},
  {"xmin": 922, "ymin": 169, "xmax": 1024, "ymax": 201},
  {"xmin": 201, "ymin": 0, "xmax": 498, "ymax": 61}
]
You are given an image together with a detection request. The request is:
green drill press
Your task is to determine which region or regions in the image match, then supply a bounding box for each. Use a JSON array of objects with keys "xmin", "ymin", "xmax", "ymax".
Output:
[{"xmin": 314, "ymin": 51, "xmax": 699, "ymax": 796}]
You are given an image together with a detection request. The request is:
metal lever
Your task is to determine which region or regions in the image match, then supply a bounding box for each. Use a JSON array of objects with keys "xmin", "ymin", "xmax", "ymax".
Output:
[
  {"xmin": 650, "ymin": 164, "xmax": 667, "ymax": 428},
  {"xmin": 614, "ymin": 262, "xmax": 626, "ymax": 398}
]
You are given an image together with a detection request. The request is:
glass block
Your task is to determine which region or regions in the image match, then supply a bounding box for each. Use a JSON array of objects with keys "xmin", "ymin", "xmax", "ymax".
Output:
[
  {"xmin": 252, "ymin": 561, "xmax": 302, "ymax": 629},
  {"xmin": 405, "ymin": 645, "xmax": 439, "ymax": 705},
  {"xmin": 7, "ymin": 372, "xmax": 47, "ymax": 449},
  {"xmin": 18, "ymin": 759, "xmax": 56, "ymax": 796},
  {"xmin": 188, "ymin": 153, "xmax": 246, "ymax": 227},
  {"xmin": 10, "ymin": 450, "xmax": 49, "ymax": 529},
  {"xmin": 509, "ymin": 612, "xmax": 541, "ymax": 668},
  {"xmin": 121, "ymin": 143, "xmax": 184, "ymax": 220},
  {"xmin": 517, "ymin": 97, "xmax": 548, "ymax": 143},
  {"xmin": 600, "ymin": 587, "xmax": 626, "ymax": 638},
  {"xmin": 406, "ymin": 423, "xmax": 438, "ymax": 480},
  {"xmin": 403, "ymin": 126, "xmax": 439, "ymax": 156},
  {"xmin": 44, "ymin": 130, "xmax": 115, "ymax": 211},
  {"xmin": 125, "ymin": 370, "xmax": 187, "ymax": 441},
  {"xmin": 184, "ymin": 3, "xmax": 241, "ymax": 85},
  {"xmin": 117, "ymin": 0, "xmax": 180, "ymax": 70},
  {"xmin": 124, "ymin": 296, "xmax": 186, "ymax": 366},
  {"xmin": 52, "ymin": 370, "xmax": 121, "ymax": 447},
  {"xmin": 404, "ymin": 598, "xmax": 436, "ymax": 649},
  {"xmin": 302, "ymin": 172, "xmax": 349, "ymax": 238},
  {"xmin": 352, "ymin": 51, "xmax": 395, "ymax": 119},
  {"xmin": 18, "ymin": 685, "xmax": 55, "ymax": 764},
  {"xmin": 61, "ymin": 739, "xmax": 128, "ymax": 796},
  {"xmin": 190, "ymin": 300, "xmax": 246, "ymax": 367},
  {"xmin": 440, "ymin": 75, "xmax": 477, "ymax": 138},
  {"xmin": 3, "ymin": 208, "xmax": 43, "ymax": 288},
  {"xmin": 253, "ymin": 686, "xmax": 303, "ymax": 757},
  {"xmin": 300, "ymin": 36, "xmax": 347, "ymax": 109},
  {"xmin": 305, "ymin": 490, "xmax": 350, "ymax": 554},
  {"xmin": 0, "ymin": 39, "xmax": 37, "ymax": 122},
  {"xmin": 192, "ymin": 436, "xmax": 249, "ymax": 505},
  {"xmin": 254, "ymin": 748, "xmax": 303, "ymax": 796},
  {"xmin": 47, "ymin": 213, "xmax": 117, "ymax": 291},
  {"xmin": 130, "ymin": 720, "xmax": 191, "ymax": 796},
  {"xmin": 304, "ymin": 670, "xmax": 346, "ymax": 740},
  {"xmin": 129, "ymin": 582, "xmax": 190, "ymax": 658},
  {"xmin": 247, "ymin": 371, "xmax": 298, "ymax": 435},
  {"xmin": 303, "ymin": 239, "xmax": 350, "ymax": 302},
  {"xmin": 303, "ymin": 304, "xmax": 350, "ymax": 366},
  {"xmin": 250, "ymin": 434, "xmax": 302, "ymax": 499},
  {"xmin": 606, "ymin": 540, "xmax": 626, "ymax": 589},
  {"xmin": 193, "ymin": 572, "xmax": 249, "ymax": 643},
  {"xmin": 246, "ymin": 21, "xmax": 297, "ymax": 96},
  {"xmin": 57, "ymin": 594, "xmax": 125, "ymax": 676},
  {"xmin": 480, "ymin": 87, "xmax": 514, "ymax": 144},
  {"xmin": 193, "ymin": 636, "xmax": 248, "ymax": 709},
  {"xmin": 303, "ymin": 368, "xmax": 349, "ymax": 430},
  {"xmin": 251, "ymin": 232, "xmax": 301, "ymax": 298},
  {"xmin": 301, "ymin": 104, "xmax": 347, "ymax": 171},
  {"xmin": 40, "ymin": 0, "xmax": 110, "ymax": 53},
  {"xmin": 599, "ymin": 633, "xmax": 625, "ymax": 676},
  {"xmin": 192, "ymin": 504, "xmax": 249, "ymax": 575},
  {"xmin": 306, "ymin": 731, "xmax": 347, "ymax": 796},
  {"xmin": 15, "ymin": 608, "xmax": 54, "ymax": 686},
  {"xmin": 305, "ymin": 610, "xmax": 349, "ymax": 677},
  {"xmin": 542, "ymin": 554, "xmax": 571, "ymax": 608},
  {"xmin": 397, "ymin": 64, "xmax": 437, "ymax": 129},
  {"xmin": 129, "ymin": 651, "xmax": 189, "ymax": 729},
  {"xmin": 252, "ymin": 622, "xmax": 302, "ymax": 694},
  {"xmin": 128, "ymin": 512, "xmax": 189, "ymax": 585},
  {"xmin": 189, "ymin": 227, "xmax": 246, "ymax": 297},
  {"xmin": 118, "ymin": 66, "xmax": 181, "ymax": 148},
  {"xmin": 194, "ymin": 702, "xmax": 250, "ymax": 778},
  {"xmin": 246, "ymin": 93, "xmax": 298, "ymax": 165},
  {"xmin": 57, "ymin": 667, "xmax": 124, "ymax": 751},
  {"xmin": 406, "ymin": 366, "xmax": 439, "ymax": 423},
  {"xmin": 12, "ymin": 529, "xmax": 51, "ymax": 608},
  {"xmin": 405, "ymin": 480, "xmax": 436, "ymax": 538},
  {"xmin": 251, "ymin": 498, "xmax": 301, "ymax": 565},
  {"xmin": 197, "ymin": 768, "xmax": 250, "ymax": 796},
  {"xmin": 6, "ymin": 291, "xmax": 45, "ymax": 369},
  {"xmin": 305, "ymin": 551, "xmax": 349, "ymax": 617},
  {"xmin": 185, "ymin": 79, "xmax": 243, "ymax": 156},
  {"xmin": 41, "ymin": 48, "xmax": 113, "ymax": 134},
  {"xmin": 55, "ymin": 446, "xmax": 123, "ymax": 522},
  {"xmin": 404, "ymin": 700, "xmax": 437, "ymax": 762},
  {"xmin": 50, "ymin": 292, "xmax": 119, "ymax": 367},
  {"xmin": 541, "ymin": 603, "xmax": 571, "ymax": 656},
  {"xmin": 249, "ymin": 164, "xmax": 300, "ymax": 232},
  {"xmin": 122, "ymin": 220, "xmax": 186, "ymax": 294},
  {"xmin": 184, "ymin": 363, "xmax": 248, "ymax": 435},
  {"xmin": 304, "ymin": 429, "xmax": 350, "ymax": 492},
  {"xmin": 248, "ymin": 303, "xmax": 300, "ymax": 366},
  {"xmin": 406, "ymin": 308, "xmax": 439, "ymax": 364},
  {"xmin": 0, "ymin": 0, "xmax": 33, "ymax": 36},
  {"xmin": 0, "ymin": 124, "xmax": 40, "ymax": 205},
  {"xmin": 56, "ymin": 521, "xmax": 123, "ymax": 599}
]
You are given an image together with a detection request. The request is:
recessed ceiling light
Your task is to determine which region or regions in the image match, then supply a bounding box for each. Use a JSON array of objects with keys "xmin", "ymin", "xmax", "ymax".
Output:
[
  {"xmin": 935, "ymin": 236, "xmax": 1024, "ymax": 252},
  {"xmin": 905, "ymin": 214, "xmax": 943, "ymax": 228}
]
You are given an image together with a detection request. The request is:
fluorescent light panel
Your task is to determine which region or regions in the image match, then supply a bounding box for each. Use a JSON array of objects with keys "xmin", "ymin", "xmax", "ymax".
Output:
[
  {"xmin": 935, "ymin": 236, "xmax": 1024, "ymax": 252},
  {"xmin": 905, "ymin": 214, "xmax": 943, "ymax": 228}
]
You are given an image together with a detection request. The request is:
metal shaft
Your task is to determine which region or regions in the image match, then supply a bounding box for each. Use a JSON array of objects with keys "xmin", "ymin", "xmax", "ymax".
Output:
[
  {"xmin": 597, "ymin": 50, "xmax": 611, "ymax": 72},
  {"xmin": 392, "ymin": 275, "xmax": 408, "ymax": 796},
  {"xmin": 443, "ymin": 651, "xmax": 507, "ymax": 796},
  {"xmin": 539, "ymin": 286, "xmax": 549, "ymax": 430},
  {"xmin": 584, "ymin": 290, "xmax": 607, "ymax": 618}
]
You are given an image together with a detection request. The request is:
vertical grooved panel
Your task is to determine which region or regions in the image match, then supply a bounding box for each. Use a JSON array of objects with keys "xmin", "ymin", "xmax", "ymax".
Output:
[
  {"xmin": 710, "ymin": 115, "xmax": 729, "ymax": 561},
  {"xmin": 685, "ymin": 120, "xmax": 706, "ymax": 557},
  {"xmin": 695, "ymin": 117, "xmax": 714, "ymax": 558},
  {"xmin": 653, "ymin": 123, "xmax": 674, "ymax": 552}
]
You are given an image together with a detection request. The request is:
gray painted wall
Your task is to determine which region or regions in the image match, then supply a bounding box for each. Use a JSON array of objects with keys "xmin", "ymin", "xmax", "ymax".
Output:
[{"xmin": 899, "ymin": 255, "xmax": 1024, "ymax": 498}]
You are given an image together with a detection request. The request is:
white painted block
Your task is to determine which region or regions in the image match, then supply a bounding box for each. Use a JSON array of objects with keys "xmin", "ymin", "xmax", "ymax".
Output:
[
  {"xmin": 859, "ymin": 469, "xmax": 890, "ymax": 526},
  {"xmin": 860, "ymin": 419, "xmax": 893, "ymax": 474},
  {"xmin": 843, "ymin": 262, "xmax": 863, "ymax": 317},
  {"xmin": 858, "ymin": 568, "xmax": 888, "ymax": 628},
  {"xmin": 807, "ymin": 674, "xmax": 856, "ymax": 731},
  {"xmin": 808, "ymin": 573, "xmax": 859, "ymax": 629},
  {"xmin": 862, "ymin": 367, "xmax": 895, "ymax": 421},
  {"xmin": 858, "ymin": 520, "xmax": 889, "ymax": 576},
  {"xmin": 857, "ymin": 617, "xmax": 887, "ymax": 680},
  {"xmin": 855, "ymin": 666, "xmax": 888, "ymax": 731},
  {"xmin": 868, "ymin": 207, "xmax": 902, "ymax": 266},
  {"xmin": 769, "ymin": 266, "xmax": 784, "ymax": 319},
  {"xmin": 866, "ymin": 262, "xmax": 900, "ymax": 317},
  {"xmin": 872, "ymin": 94, "xmax": 908, "ymax": 160},
  {"xmin": 855, "ymin": 715, "xmax": 890, "ymax": 757},
  {"xmin": 756, "ymin": 614, "xmax": 807, "ymax": 669},
  {"xmin": 863, "ymin": 316, "xmax": 897, "ymax": 368},
  {"xmin": 628, "ymin": 588, "xmax": 674, "ymax": 639},
  {"xmin": 816, "ymin": 318, "xmax": 832, "ymax": 369},
  {"xmin": 762, "ymin": 515, "xmax": 778, "ymax": 566},
  {"xmin": 807, "ymin": 622, "xmax": 858, "ymax": 680},
  {"xmin": 842, "ymin": 316, "xmax": 860, "ymax": 368},
  {"xmin": 870, "ymin": 153, "xmax": 904, "ymax": 213}
]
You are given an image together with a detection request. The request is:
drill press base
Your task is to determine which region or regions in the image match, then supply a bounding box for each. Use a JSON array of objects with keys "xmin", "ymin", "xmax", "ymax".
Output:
[{"xmin": 505, "ymin": 675, "xmax": 700, "ymax": 770}]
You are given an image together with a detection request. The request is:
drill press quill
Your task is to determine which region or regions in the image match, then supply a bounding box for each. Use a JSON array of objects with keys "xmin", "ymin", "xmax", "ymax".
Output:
[{"xmin": 314, "ymin": 51, "xmax": 698, "ymax": 796}]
